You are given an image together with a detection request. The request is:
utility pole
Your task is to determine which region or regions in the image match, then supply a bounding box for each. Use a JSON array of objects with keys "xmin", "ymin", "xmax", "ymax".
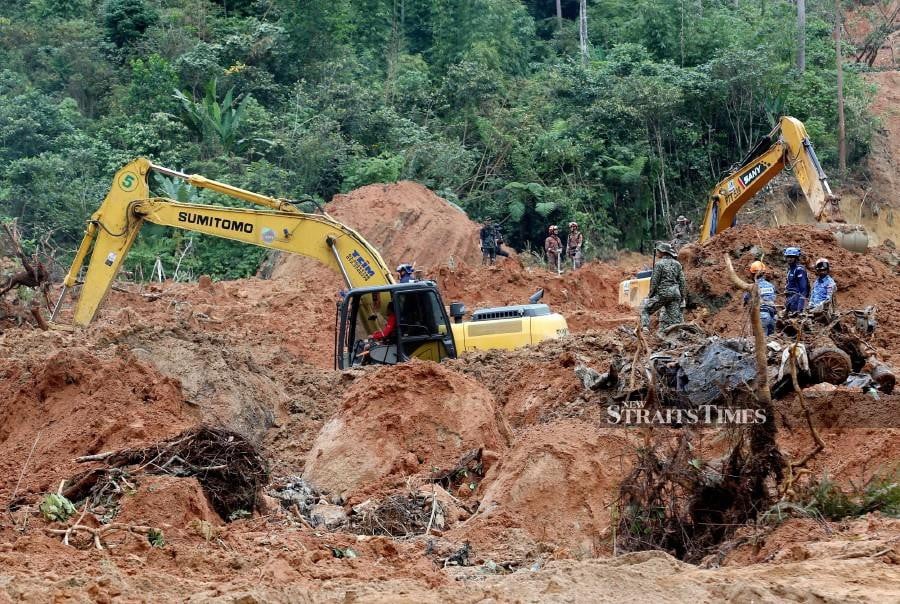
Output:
[{"xmin": 835, "ymin": 0, "xmax": 847, "ymax": 175}]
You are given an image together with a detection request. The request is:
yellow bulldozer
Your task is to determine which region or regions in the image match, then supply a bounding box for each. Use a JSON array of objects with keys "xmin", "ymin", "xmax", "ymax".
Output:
[
  {"xmin": 618, "ymin": 116, "xmax": 868, "ymax": 308},
  {"xmin": 51, "ymin": 158, "xmax": 569, "ymax": 368}
]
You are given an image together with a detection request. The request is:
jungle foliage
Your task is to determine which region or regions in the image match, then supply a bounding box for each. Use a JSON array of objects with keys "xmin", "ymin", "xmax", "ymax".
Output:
[{"xmin": 0, "ymin": 0, "xmax": 879, "ymax": 278}]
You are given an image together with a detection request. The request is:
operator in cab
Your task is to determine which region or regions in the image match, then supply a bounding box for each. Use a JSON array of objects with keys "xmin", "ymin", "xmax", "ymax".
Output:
[{"xmin": 368, "ymin": 293, "xmax": 397, "ymax": 343}]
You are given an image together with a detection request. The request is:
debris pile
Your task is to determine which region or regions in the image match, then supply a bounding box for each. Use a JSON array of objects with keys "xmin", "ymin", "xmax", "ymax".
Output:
[
  {"xmin": 581, "ymin": 306, "xmax": 896, "ymax": 413},
  {"xmin": 63, "ymin": 427, "xmax": 269, "ymax": 521}
]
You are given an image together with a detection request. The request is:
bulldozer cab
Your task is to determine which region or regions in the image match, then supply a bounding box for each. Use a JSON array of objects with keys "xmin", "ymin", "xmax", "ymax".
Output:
[{"xmin": 335, "ymin": 282, "xmax": 457, "ymax": 369}]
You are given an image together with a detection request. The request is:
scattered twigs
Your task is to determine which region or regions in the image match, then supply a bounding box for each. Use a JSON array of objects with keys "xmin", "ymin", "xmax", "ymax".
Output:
[
  {"xmin": 9, "ymin": 429, "xmax": 42, "ymax": 509},
  {"xmin": 424, "ymin": 483, "xmax": 438, "ymax": 537},
  {"xmin": 629, "ymin": 320, "xmax": 648, "ymax": 391},
  {"xmin": 63, "ymin": 502, "xmax": 91, "ymax": 546},
  {"xmin": 68, "ymin": 427, "xmax": 268, "ymax": 520},
  {"xmin": 724, "ymin": 255, "xmax": 783, "ymax": 482},
  {"xmin": 47, "ymin": 523, "xmax": 156, "ymax": 551}
]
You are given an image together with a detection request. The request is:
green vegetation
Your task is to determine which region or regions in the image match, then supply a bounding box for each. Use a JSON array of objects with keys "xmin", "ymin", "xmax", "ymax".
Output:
[
  {"xmin": 762, "ymin": 468, "xmax": 900, "ymax": 524},
  {"xmin": 0, "ymin": 0, "xmax": 877, "ymax": 278},
  {"xmin": 805, "ymin": 469, "xmax": 900, "ymax": 519}
]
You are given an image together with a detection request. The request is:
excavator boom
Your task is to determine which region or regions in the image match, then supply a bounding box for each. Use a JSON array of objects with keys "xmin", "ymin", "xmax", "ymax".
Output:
[
  {"xmin": 699, "ymin": 116, "xmax": 841, "ymax": 243},
  {"xmin": 56, "ymin": 158, "xmax": 393, "ymax": 326}
]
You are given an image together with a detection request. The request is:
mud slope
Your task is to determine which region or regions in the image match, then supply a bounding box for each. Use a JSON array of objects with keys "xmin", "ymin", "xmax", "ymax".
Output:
[{"xmin": 272, "ymin": 181, "xmax": 485, "ymax": 283}]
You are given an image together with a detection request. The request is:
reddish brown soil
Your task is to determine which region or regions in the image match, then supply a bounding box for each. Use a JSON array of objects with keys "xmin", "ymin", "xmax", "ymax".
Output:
[
  {"xmin": 3, "ymin": 174, "xmax": 900, "ymax": 597},
  {"xmin": 272, "ymin": 180, "xmax": 484, "ymax": 285},
  {"xmin": 302, "ymin": 362, "xmax": 506, "ymax": 499},
  {"xmin": 682, "ymin": 223, "xmax": 900, "ymax": 361},
  {"xmin": 0, "ymin": 344, "xmax": 192, "ymax": 504}
]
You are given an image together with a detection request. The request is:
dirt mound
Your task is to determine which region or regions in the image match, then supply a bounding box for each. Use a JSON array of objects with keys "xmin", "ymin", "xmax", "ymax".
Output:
[
  {"xmin": 447, "ymin": 331, "xmax": 629, "ymax": 427},
  {"xmin": 273, "ymin": 181, "xmax": 484, "ymax": 282},
  {"xmin": 0, "ymin": 347, "xmax": 191, "ymax": 503},
  {"xmin": 116, "ymin": 475, "xmax": 222, "ymax": 529},
  {"xmin": 433, "ymin": 259, "xmax": 632, "ymax": 334},
  {"xmin": 116, "ymin": 329, "xmax": 290, "ymax": 441},
  {"xmin": 724, "ymin": 514, "xmax": 900, "ymax": 567},
  {"xmin": 682, "ymin": 223, "xmax": 900, "ymax": 358},
  {"xmin": 302, "ymin": 362, "xmax": 506, "ymax": 499},
  {"xmin": 470, "ymin": 421, "xmax": 631, "ymax": 553}
]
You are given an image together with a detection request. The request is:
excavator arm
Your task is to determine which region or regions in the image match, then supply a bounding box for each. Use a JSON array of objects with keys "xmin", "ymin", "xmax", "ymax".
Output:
[
  {"xmin": 54, "ymin": 158, "xmax": 394, "ymax": 326},
  {"xmin": 698, "ymin": 116, "xmax": 843, "ymax": 243},
  {"xmin": 618, "ymin": 116, "xmax": 865, "ymax": 309}
]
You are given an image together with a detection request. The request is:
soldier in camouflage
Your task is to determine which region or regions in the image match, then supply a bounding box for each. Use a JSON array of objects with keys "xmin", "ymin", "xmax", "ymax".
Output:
[
  {"xmin": 671, "ymin": 215, "xmax": 692, "ymax": 251},
  {"xmin": 641, "ymin": 242, "xmax": 686, "ymax": 333}
]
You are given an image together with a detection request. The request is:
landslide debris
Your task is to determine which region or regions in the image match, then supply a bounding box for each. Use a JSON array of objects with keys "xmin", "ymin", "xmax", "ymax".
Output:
[
  {"xmin": 2, "ymin": 215, "xmax": 900, "ymax": 601},
  {"xmin": 301, "ymin": 362, "xmax": 506, "ymax": 500}
]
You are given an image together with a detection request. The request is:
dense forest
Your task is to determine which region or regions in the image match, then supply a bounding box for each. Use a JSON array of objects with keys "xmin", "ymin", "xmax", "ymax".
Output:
[{"xmin": 0, "ymin": 0, "xmax": 880, "ymax": 278}]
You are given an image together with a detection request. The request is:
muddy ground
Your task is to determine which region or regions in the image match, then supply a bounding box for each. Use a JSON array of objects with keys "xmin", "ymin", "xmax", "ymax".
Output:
[{"xmin": 2, "ymin": 217, "xmax": 899, "ymax": 601}]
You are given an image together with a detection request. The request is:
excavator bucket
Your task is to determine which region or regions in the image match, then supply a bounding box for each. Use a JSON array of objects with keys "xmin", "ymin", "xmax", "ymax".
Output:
[{"xmin": 823, "ymin": 223, "xmax": 869, "ymax": 254}]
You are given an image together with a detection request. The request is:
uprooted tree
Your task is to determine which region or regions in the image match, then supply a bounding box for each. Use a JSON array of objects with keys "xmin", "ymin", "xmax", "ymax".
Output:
[
  {"xmin": 616, "ymin": 255, "xmax": 785, "ymax": 563},
  {"xmin": 0, "ymin": 221, "xmax": 53, "ymax": 329}
]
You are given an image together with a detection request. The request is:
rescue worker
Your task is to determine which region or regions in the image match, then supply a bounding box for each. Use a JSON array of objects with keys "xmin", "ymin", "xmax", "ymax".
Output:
[
  {"xmin": 641, "ymin": 242, "xmax": 686, "ymax": 334},
  {"xmin": 745, "ymin": 261, "xmax": 777, "ymax": 336},
  {"xmin": 492, "ymin": 224, "xmax": 510, "ymax": 259},
  {"xmin": 566, "ymin": 222, "xmax": 584, "ymax": 269},
  {"xmin": 544, "ymin": 225, "xmax": 562, "ymax": 273},
  {"xmin": 671, "ymin": 215, "xmax": 692, "ymax": 250},
  {"xmin": 783, "ymin": 247, "xmax": 809, "ymax": 314},
  {"xmin": 397, "ymin": 263, "xmax": 415, "ymax": 283},
  {"xmin": 809, "ymin": 258, "xmax": 836, "ymax": 310},
  {"xmin": 480, "ymin": 219, "xmax": 497, "ymax": 265}
]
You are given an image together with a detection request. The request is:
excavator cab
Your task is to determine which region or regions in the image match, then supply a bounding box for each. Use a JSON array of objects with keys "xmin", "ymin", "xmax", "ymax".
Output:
[{"xmin": 336, "ymin": 282, "xmax": 457, "ymax": 369}]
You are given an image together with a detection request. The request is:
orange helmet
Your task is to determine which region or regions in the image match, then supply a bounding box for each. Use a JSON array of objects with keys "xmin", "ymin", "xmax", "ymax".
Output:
[{"xmin": 749, "ymin": 260, "xmax": 767, "ymax": 275}]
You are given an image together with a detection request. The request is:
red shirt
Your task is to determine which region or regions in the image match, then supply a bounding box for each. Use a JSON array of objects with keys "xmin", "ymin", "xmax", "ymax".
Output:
[{"xmin": 371, "ymin": 313, "xmax": 396, "ymax": 341}]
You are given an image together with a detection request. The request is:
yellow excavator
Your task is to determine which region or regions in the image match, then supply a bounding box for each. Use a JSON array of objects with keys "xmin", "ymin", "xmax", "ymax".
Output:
[
  {"xmin": 618, "ymin": 116, "xmax": 868, "ymax": 308},
  {"xmin": 51, "ymin": 159, "xmax": 568, "ymax": 368}
]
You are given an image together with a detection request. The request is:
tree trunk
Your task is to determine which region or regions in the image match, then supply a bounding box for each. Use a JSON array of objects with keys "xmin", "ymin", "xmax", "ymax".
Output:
[
  {"xmin": 556, "ymin": 0, "xmax": 562, "ymax": 29},
  {"xmin": 835, "ymin": 0, "xmax": 847, "ymax": 175},
  {"xmin": 798, "ymin": 0, "xmax": 806, "ymax": 73},
  {"xmin": 579, "ymin": 0, "xmax": 589, "ymax": 63}
]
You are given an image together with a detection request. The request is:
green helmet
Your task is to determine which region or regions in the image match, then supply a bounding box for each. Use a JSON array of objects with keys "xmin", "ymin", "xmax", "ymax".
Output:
[{"xmin": 655, "ymin": 242, "xmax": 677, "ymax": 257}]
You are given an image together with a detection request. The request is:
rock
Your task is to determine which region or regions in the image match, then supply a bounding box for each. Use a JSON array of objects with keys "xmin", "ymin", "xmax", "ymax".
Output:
[
  {"xmin": 417, "ymin": 484, "xmax": 464, "ymax": 527},
  {"xmin": 352, "ymin": 499, "xmax": 377, "ymax": 516},
  {"xmin": 309, "ymin": 503, "xmax": 348, "ymax": 530}
]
